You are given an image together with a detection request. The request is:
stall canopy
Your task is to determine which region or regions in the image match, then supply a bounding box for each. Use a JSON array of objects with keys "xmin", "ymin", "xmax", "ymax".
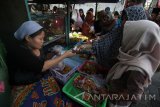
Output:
[{"xmin": 28, "ymin": 0, "xmax": 119, "ymax": 4}]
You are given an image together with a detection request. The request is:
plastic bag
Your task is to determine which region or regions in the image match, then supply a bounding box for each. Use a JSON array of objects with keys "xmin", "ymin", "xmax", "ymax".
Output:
[
  {"xmin": 72, "ymin": 9, "xmax": 83, "ymax": 29},
  {"xmin": 51, "ymin": 45, "xmax": 65, "ymax": 71},
  {"xmin": 51, "ymin": 45, "xmax": 63, "ymax": 55}
]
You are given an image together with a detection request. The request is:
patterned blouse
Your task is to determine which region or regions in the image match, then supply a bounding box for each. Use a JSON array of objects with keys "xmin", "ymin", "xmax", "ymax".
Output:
[{"xmin": 92, "ymin": 25, "xmax": 122, "ymax": 68}]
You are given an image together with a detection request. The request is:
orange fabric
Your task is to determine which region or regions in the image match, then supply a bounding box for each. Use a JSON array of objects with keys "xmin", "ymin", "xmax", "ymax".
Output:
[
  {"xmin": 82, "ymin": 11, "xmax": 94, "ymax": 38},
  {"xmin": 82, "ymin": 22, "xmax": 90, "ymax": 36}
]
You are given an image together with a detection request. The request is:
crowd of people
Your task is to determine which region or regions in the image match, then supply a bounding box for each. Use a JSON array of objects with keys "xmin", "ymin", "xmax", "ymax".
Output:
[{"xmin": 5, "ymin": 0, "xmax": 160, "ymax": 107}]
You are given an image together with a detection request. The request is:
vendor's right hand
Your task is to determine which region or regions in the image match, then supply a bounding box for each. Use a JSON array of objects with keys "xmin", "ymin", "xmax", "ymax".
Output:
[{"xmin": 62, "ymin": 50, "xmax": 76, "ymax": 58}]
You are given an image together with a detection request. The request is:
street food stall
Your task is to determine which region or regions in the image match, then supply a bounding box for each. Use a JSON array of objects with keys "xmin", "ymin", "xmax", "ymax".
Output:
[
  {"xmin": 2, "ymin": 0, "xmax": 160, "ymax": 106},
  {"xmin": 27, "ymin": 0, "xmax": 119, "ymax": 46},
  {"xmin": 25, "ymin": 0, "xmax": 120, "ymax": 107},
  {"xmin": 0, "ymin": 0, "xmax": 120, "ymax": 107}
]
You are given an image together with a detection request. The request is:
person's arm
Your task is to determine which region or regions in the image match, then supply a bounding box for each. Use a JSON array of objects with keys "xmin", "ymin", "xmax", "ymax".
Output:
[
  {"xmin": 42, "ymin": 50, "xmax": 75, "ymax": 71},
  {"xmin": 107, "ymin": 71, "xmax": 147, "ymax": 102}
]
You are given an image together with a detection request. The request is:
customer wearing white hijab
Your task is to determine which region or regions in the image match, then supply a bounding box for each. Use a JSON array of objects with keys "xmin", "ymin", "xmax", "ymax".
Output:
[{"xmin": 106, "ymin": 20, "xmax": 160, "ymax": 107}]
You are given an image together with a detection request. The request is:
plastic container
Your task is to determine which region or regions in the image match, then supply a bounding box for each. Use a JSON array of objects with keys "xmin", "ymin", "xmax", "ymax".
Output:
[
  {"xmin": 50, "ymin": 59, "xmax": 79, "ymax": 84},
  {"xmin": 62, "ymin": 73, "xmax": 107, "ymax": 107}
]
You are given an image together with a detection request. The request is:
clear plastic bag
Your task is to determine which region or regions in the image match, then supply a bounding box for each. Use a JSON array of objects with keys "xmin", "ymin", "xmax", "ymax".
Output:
[{"xmin": 51, "ymin": 45, "xmax": 65, "ymax": 71}]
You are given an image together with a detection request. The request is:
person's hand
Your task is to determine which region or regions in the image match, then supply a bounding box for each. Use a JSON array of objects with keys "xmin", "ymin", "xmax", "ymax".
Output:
[
  {"xmin": 62, "ymin": 50, "xmax": 76, "ymax": 58},
  {"xmin": 89, "ymin": 26, "xmax": 95, "ymax": 33},
  {"xmin": 95, "ymin": 33, "xmax": 101, "ymax": 37},
  {"xmin": 96, "ymin": 36, "xmax": 101, "ymax": 40},
  {"xmin": 94, "ymin": 36, "xmax": 102, "ymax": 42},
  {"xmin": 72, "ymin": 44, "xmax": 92, "ymax": 54},
  {"xmin": 77, "ymin": 44, "xmax": 92, "ymax": 50}
]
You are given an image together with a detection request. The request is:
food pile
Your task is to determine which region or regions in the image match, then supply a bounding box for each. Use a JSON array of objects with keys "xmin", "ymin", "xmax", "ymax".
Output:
[
  {"xmin": 78, "ymin": 61, "xmax": 108, "ymax": 75},
  {"xmin": 73, "ymin": 75, "xmax": 107, "ymax": 104},
  {"xmin": 57, "ymin": 65, "xmax": 72, "ymax": 74},
  {"xmin": 70, "ymin": 32, "xmax": 88, "ymax": 43},
  {"xmin": 80, "ymin": 62, "xmax": 97, "ymax": 74}
]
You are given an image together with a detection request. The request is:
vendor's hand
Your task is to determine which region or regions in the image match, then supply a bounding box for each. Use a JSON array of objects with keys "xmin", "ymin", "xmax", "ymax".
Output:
[{"xmin": 62, "ymin": 50, "xmax": 76, "ymax": 58}]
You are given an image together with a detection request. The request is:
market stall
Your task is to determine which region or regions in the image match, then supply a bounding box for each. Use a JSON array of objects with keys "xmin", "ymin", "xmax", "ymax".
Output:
[
  {"xmin": 2, "ymin": 0, "xmax": 158, "ymax": 107},
  {"xmin": 25, "ymin": 0, "xmax": 119, "ymax": 106},
  {"xmin": 27, "ymin": 0, "xmax": 119, "ymax": 47}
]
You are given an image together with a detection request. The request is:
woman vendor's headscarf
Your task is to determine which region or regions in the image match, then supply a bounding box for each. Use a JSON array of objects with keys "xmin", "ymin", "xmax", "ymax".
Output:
[
  {"xmin": 14, "ymin": 21, "xmax": 43, "ymax": 41},
  {"xmin": 106, "ymin": 20, "xmax": 160, "ymax": 86},
  {"xmin": 122, "ymin": 5, "xmax": 147, "ymax": 21}
]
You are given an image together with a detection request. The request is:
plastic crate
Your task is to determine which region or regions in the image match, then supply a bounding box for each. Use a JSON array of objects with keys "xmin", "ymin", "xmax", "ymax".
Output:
[
  {"xmin": 50, "ymin": 59, "xmax": 79, "ymax": 84},
  {"xmin": 62, "ymin": 73, "xmax": 107, "ymax": 107},
  {"xmin": 50, "ymin": 65, "xmax": 78, "ymax": 84}
]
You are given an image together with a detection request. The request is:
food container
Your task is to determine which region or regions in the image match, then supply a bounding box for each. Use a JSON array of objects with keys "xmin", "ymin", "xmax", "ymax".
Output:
[
  {"xmin": 62, "ymin": 73, "xmax": 108, "ymax": 107},
  {"xmin": 50, "ymin": 59, "xmax": 79, "ymax": 84}
]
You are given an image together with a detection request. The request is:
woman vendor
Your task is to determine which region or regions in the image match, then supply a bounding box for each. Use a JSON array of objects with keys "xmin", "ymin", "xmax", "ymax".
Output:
[{"xmin": 6, "ymin": 21, "xmax": 77, "ymax": 107}]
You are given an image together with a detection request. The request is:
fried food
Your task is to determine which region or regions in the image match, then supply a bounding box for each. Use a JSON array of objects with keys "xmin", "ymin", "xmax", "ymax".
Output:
[
  {"xmin": 81, "ymin": 62, "xmax": 97, "ymax": 74},
  {"xmin": 73, "ymin": 75, "xmax": 107, "ymax": 94},
  {"xmin": 73, "ymin": 75, "xmax": 107, "ymax": 105},
  {"xmin": 57, "ymin": 65, "xmax": 72, "ymax": 74},
  {"xmin": 79, "ymin": 61, "xmax": 108, "ymax": 75}
]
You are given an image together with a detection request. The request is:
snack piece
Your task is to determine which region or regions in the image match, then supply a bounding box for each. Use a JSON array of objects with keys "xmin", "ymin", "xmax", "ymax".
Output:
[
  {"xmin": 62, "ymin": 65, "xmax": 72, "ymax": 74},
  {"xmin": 57, "ymin": 65, "xmax": 72, "ymax": 74}
]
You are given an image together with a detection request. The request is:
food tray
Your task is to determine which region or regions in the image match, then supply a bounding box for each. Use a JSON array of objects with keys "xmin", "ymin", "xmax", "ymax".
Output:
[{"xmin": 62, "ymin": 73, "xmax": 107, "ymax": 107}]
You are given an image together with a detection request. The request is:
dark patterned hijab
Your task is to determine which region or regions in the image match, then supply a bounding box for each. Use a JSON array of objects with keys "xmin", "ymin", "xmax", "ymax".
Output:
[{"xmin": 123, "ymin": 5, "xmax": 147, "ymax": 21}]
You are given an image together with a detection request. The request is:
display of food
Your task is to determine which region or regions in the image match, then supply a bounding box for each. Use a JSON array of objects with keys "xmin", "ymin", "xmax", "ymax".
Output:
[
  {"xmin": 79, "ymin": 54, "xmax": 90, "ymax": 59},
  {"xmin": 78, "ymin": 61, "xmax": 108, "ymax": 75},
  {"xmin": 57, "ymin": 65, "xmax": 72, "ymax": 74},
  {"xmin": 70, "ymin": 32, "xmax": 89, "ymax": 43},
  {"xmin": 61, "ymin": 65, "xmax": 72, "ymax": 74},
  {"xmin": 73, "ymin": 75, "xmax": 107, "ymax": 94},
  {"xmin": 74, "ymin": 75, "xmax": 96, "ymax": 92},
  {"xmin": 81, "ymin": 62, "xmax": 97, "ymax": 74},
  {"xmin": 73, "ymin": 75, "xmax": 107, "ymax": 105}
]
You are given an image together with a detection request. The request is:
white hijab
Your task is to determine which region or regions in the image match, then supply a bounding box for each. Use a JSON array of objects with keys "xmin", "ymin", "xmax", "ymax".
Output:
[
  {"xmin": 106, "ymin": 20, "xmax": 160, "ymax": 86},
  {"xmin": 72, "ymin": 9, "xmax": 83, "ymax": 28}
]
